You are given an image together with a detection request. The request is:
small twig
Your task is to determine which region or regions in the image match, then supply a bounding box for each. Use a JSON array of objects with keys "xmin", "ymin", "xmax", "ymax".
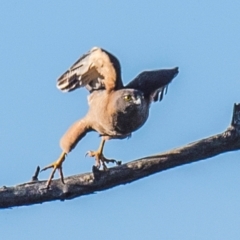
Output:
[{"xmin": 31, "ymin": 166, "xmax": 40, "ymax": 182}]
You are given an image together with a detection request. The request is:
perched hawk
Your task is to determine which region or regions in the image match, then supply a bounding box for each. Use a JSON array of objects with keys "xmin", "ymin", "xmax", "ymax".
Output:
[{"xmin": 42, "ymin": 47, "xmax": 179, "ymax": 187}]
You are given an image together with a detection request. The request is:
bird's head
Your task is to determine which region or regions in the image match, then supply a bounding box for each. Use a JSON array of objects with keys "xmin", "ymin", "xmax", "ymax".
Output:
[
  {"xmin": 109, "ymin": 89, "xmax": 149, "ymax": 133},
  {"xmin": 113, "ymin": 89, "xmax": 146, "ymax": 111}
]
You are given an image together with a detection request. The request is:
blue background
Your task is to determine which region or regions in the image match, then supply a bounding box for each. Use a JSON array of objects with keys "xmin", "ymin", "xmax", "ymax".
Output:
[{"xmin": 1, "ymin": 1, "xmax": 240, "ymax": 239}]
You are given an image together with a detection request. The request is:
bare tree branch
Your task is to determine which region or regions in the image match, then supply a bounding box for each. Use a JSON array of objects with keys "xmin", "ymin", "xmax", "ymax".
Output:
[{"xmin": 1, "ymin": 103, "xmax": 240, "ymax": 209}]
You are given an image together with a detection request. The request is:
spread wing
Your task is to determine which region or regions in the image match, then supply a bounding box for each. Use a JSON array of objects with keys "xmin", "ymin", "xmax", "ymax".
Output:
[
  {"xmin": 126, "ymin": 67, "xmax": 179, "ymax": 102},
  {"xmin": 57, "ymin": 47, "xmax": 123, "ymax": 93}
]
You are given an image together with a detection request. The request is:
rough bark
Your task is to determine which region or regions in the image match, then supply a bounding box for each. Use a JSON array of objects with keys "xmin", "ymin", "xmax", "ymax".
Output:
[{"xmin": 1, "ymin": 103, "xmax": 240, "ymax": 209}]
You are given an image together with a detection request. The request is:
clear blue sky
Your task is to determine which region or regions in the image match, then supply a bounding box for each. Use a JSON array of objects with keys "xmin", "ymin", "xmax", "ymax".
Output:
[{"xmin": 1, "ymin": 1, "xmax": 240, "ymax": 239}]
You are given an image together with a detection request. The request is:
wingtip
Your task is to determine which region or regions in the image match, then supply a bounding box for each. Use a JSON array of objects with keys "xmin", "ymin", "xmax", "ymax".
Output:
[
  {"xmin": 173, "ymin": 67, "xmax": 179, "ymax": 77},
  {"xmin": 56, "ymin": 83, "xmax": 69, "ymax": 92}
]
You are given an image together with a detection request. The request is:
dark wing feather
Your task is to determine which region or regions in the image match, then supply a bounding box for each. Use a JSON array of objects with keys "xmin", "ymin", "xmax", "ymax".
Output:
[
  {"xmin": 126, "ymin": 67, "xmax": 179, "ymax": 102},
  {"xmin": 57, "ymin": 47, "xmax": 123, "ymax": 92}
]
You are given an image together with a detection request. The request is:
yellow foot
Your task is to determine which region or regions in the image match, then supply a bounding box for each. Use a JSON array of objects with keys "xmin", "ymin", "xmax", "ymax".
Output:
[
  {"xmin": 41, "ymin": 152, "xmax": 67, "ymax": 188},
  {"xmin": 86, "ymin": 150, "xmax": 121, "ymax": 170}
]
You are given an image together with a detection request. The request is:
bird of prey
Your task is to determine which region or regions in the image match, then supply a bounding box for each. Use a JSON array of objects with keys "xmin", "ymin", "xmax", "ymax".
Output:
[{"xmin": 41, "ymin": 47, "xmax": 179, "ymax": 187}]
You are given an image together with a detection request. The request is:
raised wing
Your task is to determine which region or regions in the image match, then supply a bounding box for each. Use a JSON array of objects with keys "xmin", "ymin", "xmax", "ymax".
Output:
[
  {"xmin": 126, "ymin": 67, "xmax": 179, "ymax": 102},
  {"xmin": 57, "ymin": 47, "xmax": 123, "ymax": 92}
]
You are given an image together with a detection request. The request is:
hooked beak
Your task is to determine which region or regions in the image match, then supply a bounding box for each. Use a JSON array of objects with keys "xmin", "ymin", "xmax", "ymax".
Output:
[{"xmin": 134, "ymin": 97, "xmax": 142, "ymax": 105}]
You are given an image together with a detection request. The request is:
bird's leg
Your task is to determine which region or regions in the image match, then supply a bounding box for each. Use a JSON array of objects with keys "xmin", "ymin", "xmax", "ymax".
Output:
[
  {"xmin": 41, "ymin": 151, "xmax": 67, "ymax": 188},
  {"xmin": 86, "ymin": 138, "xmax": 106, "ymax": 169},
  {"xmin": 86, "ymin": 138, "xmax": 121, "ymax": 170}
]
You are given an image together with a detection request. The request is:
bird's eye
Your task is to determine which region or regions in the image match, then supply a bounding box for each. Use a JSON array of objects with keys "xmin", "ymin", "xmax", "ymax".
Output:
[{"xmin": 124, "ymin": 95, "xmax": 132, "ymax": 101}]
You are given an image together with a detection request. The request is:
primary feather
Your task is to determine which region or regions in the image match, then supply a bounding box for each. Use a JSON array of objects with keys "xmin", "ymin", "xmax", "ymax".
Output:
[
  {"xmin": 126, "ymin": 67, "xmax": 179, "ymax": 102},
  {"xmin": 57, "ymin": 47, "xmax": 123, "ymax": 93}
]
